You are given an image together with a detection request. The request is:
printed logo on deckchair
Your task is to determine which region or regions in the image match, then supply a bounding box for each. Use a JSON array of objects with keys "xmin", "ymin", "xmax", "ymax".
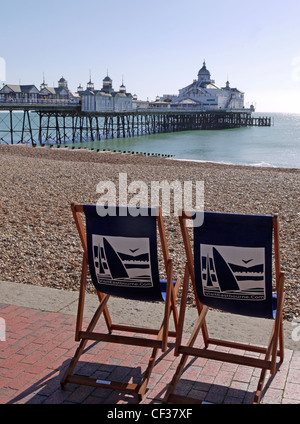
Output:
[
  {"xmin": 200, "ymin": 244, "xmax": 266, "ymax": 301},
  {"xmin": 92, "ymin": 235, "xmax": 154, "ymax": 288}
]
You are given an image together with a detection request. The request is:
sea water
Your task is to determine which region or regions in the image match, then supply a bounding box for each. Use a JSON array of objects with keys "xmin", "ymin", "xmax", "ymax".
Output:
[
  {"xmin": 92, "ymin": 112, "xmax": 299, "ymax": 169},
  {"xmin": 0, "ymin": 112, "xmax": 299, "ymax": 169}
]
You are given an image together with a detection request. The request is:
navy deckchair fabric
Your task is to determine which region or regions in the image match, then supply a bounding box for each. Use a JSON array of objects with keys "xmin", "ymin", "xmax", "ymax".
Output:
[
  {"xmin": 83, "ymin": 205, "xmax": 163, "ymax": 301},
  {"xmin": 193, "ymin": 211, "xmax": 274, "ymax": 319}
]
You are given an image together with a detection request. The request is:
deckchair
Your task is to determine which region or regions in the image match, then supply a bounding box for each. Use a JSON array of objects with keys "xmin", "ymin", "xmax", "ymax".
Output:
[
  {"xmin": 164, "ymin": 210, "xmax": 285, "ymax": 404},
  {"xmin": 60, "ymin": 203, "xmax": 181, "ymax": 401}
]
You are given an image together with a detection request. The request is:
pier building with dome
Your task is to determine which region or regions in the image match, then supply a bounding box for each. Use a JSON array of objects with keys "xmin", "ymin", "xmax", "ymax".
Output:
[{"xmin": 160, "ymin": 61, "xmax": 245, "ymax": 110}]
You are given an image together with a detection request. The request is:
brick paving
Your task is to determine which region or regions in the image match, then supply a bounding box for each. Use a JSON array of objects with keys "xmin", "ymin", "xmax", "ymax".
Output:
[{"xmin": 1, "ymin": 302, "xmax": 300, "ymax": 404}]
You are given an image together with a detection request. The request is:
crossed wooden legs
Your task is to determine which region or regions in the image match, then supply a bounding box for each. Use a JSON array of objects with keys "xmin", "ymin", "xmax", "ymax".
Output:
[
  {"xmin": 164, "ymin": 267, "xmax": 285, "ymax": 404},
  {"xmin": 61, "ymin": 256, "xmax": 181, "ymax": 401}
]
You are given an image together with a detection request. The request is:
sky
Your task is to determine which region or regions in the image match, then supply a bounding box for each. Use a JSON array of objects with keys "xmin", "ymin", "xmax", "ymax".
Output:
[{"xmin": 1, "ymin": 0, "xmax": 300, "ymax": 113}]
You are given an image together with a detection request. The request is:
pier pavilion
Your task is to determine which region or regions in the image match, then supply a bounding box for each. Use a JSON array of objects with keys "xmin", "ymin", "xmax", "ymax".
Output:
[{"xmin": 161, "ymin": 61, "xmax": 246, "ymax": 110}]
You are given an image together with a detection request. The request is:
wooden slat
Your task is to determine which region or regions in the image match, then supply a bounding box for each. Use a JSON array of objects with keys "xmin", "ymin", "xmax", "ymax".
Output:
[
  {"xmin": 67, "ymin": 375, "xmax": 139, "ymax": 393},
  {"xmin": 79, "ymin": 330, "xmax": 163, "ymax": 349},
  {"xmin": 178, "ymin": 345, "xmax": 272, "ymax": 370},
  {"xmin": 110, "ymin": 324, "xmax": 159, "ymax": 335},
  {"xmin": 166, "ymin": 394, "xmax": 204, "ymax": 404},
  {"xmin": 110, "ymin": 323, "xmax": 177, "ymax": 338},
  {"xmin": 207, "ymin": 337, "xmax": 273, "ymax": 355}
]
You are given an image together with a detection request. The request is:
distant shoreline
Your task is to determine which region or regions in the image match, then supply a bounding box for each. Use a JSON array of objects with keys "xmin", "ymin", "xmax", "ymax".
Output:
[
  {"xmin": 169, "ymin": 156, "xmax": 300, "ymax": 170},
  {"xmin": 1, "ymin": 143, "xmax": 299, "ymax": 172}
]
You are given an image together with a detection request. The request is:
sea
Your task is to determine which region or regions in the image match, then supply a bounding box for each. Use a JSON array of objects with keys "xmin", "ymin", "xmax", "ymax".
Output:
[{"xmin": 0, "ymin": 112, "xmax": 299, "ymax": 169}]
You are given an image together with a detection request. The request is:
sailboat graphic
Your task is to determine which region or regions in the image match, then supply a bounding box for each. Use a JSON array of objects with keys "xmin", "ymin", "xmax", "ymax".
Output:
[
  {"xmin": 200, "ymin": 244, "xmax": 266, "ymax": 300},
  {"xmin": 212, "ymin": 247, "xmax": 240, "ymax": 292},
  {"xmin": 103, "ymin": 238, "xmax": 129, "ymax": 279},
  {"xmin": 92, "ymin": 234, "xmax": 154, "ymax": 288}
]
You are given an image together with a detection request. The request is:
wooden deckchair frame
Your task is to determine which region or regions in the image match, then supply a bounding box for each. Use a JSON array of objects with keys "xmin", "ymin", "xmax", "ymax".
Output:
[
  {"xmin": 61, "ymin": 203, "xmax": 181, "ymax": 401},
  {"xmin": 164, "ymin": 210, "xmax": 285, "ymax": 404}
]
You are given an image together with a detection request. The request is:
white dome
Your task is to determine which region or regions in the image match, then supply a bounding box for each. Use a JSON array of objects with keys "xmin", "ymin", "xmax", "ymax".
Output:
[{"xmin": 198, "ymin": 61, "xmax": 211, "ymax": 78}]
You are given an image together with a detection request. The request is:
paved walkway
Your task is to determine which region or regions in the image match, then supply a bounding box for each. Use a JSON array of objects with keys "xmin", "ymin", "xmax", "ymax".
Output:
[{"xmin": 0, "ymin": 283, "xmax": 300, "ymax": 405}]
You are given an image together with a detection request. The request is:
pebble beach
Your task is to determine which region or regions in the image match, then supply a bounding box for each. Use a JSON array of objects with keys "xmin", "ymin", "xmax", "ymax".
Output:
[{"xmin": 0, "ymin": 144, "xmax": 299, "ymax": 321}]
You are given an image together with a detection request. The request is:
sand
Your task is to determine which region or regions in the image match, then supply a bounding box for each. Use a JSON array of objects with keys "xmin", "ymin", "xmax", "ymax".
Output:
[{"xmin": 0, "ymin": 144, "xmax": 299, "ymax": 321}]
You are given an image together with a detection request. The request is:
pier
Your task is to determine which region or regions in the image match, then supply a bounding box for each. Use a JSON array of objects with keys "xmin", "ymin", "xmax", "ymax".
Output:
[{"xmin": 0, "ymin": 104, "xmax": 271, "ymax": 145}]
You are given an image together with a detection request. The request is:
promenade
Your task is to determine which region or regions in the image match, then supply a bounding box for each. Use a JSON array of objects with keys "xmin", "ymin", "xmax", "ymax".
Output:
[{"xmin": 1, "ymin": 281, "xmax": 300, "ymax": 405}]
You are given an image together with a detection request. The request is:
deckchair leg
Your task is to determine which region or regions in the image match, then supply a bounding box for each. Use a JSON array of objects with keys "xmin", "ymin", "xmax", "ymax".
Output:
[
  {"xmin": 138, "ymin": 346, "xmax": 160, "ymax": 401},
  {"xmin": 140, "ymin": 286, "xmax": 181, "ymax": 401},
  {"xmin": 253, "ymin": 329, "xmax": 274, "ymax": 403},
  {"xmin": 164, "ymin": 305, "xmax": 209, "ymax": 403},
  {"xmin": 253, "ymin": 367, "xmax": 267, "ymax": 404},
  {"xmin": 271, "ymin": 274, "xmax": 285, "ymax": 374},
  {"xmin": 163, "ymin": 351, "xmax": 191, "ymax": 404},
  {"xmin": 174, "ymin": 264, "xmax": 190, "ymax": 356},
  {"xmin": 96, "ymin": 291, "xmax": 113, "ymax": 333},
  {"xmin": 61, "ymin": 294, "xmax": 110, "ymax": 389},
  {"xmin": 253, "ymin": 313, "xmax": 284, "ymax": 403},
  {"xmin": 137, "ymin": 298, "xmax": 178, "ymax": 401},
  {"xmin": 61, "ymin": 337, "xmax": 89, "ymax": 389},
  {"xmin": 162, "ymin": 260, "xmax": 173, "ymax": 352},
  {"xmin": 279, "ymin": 319, "xmax": 284, "ymax": 361},
  {"xmin": 278, "ymin": 288, "xmax": 285, "ymax": 362},
  {"xmin": 170, "ymin": 278, "xmax": 181, "ymax": 332},
  {"xmin": 75, "ymin": 254, "xmax": 88, "ymax": 341},
  {"xmin": 253, "ymin": 346, "xmax": 277, "ymax": 404}
]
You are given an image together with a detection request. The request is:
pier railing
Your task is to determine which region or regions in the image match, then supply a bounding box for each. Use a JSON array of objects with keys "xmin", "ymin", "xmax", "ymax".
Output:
[{"xmin": 0, "ymin": 98, "xmax": 80, "ymax": 106}]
